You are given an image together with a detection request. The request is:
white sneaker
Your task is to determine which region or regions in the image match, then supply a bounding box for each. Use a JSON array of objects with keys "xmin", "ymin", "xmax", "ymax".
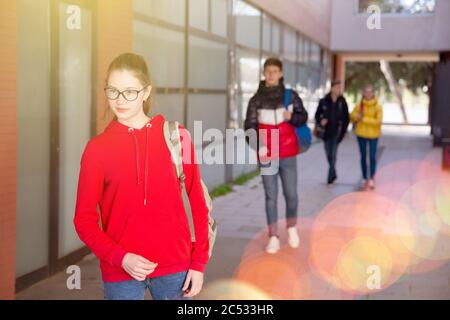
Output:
[
  {"xmin": 287, "ymin": 227, "xmax": 300, "ymax": 249},
  {"xmin": 368, "ymin": 179, "xmax": 376, "ymax": 190},
  {"xmin": 265, "ymin": 236, "xmax": 280, "ymax": 254},
  {"xmin": 361, "ymin": 179, "xmax": 369, "ymax": 191}
]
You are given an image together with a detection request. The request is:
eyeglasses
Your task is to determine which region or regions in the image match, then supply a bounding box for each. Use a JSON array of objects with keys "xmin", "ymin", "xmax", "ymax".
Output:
[{"xmin": 104, "ymin": 86, "xmax": 148, "ymax": 102}]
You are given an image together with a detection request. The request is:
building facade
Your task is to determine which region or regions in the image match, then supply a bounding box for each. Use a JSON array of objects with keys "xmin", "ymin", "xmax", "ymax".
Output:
[
  {"xmin": 1, "ymin": 0, "xmax": 449, "ymax": 299},
  {"xmin": 0, "ymin": 0, "xmax": 332, "ymax": 298}
]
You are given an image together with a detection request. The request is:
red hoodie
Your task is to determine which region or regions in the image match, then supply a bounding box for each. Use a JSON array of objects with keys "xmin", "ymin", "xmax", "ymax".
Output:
[{"xmin": 74, "ymin": 114, "xmax": 209, "ymax": 282}]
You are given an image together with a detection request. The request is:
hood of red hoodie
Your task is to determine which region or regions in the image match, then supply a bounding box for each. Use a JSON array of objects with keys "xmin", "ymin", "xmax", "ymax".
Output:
[{"xmin": 104, "ymin": 114, "xmax": 165, "ymax": 134}]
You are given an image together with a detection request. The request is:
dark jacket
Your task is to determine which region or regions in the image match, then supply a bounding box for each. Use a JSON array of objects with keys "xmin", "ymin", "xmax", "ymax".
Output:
[
  {"xmin": 315, "ymin": 93, "xmax": 349, "ymax": 142},
  {"xmin": 244, "ymin": 79, "xmax": 308, "ymax": 159}
]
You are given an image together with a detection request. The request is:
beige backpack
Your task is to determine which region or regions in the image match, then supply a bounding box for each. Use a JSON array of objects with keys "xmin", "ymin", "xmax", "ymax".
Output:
[{"xmin": 163, "ymin": 121, "xmax": 217, "ymax": 258}]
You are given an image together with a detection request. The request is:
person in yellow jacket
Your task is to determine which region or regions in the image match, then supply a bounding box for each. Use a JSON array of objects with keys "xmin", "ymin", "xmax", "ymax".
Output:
[{"xmin": 350, "ymin": 85, "xmax": 383, "ymax": 190}]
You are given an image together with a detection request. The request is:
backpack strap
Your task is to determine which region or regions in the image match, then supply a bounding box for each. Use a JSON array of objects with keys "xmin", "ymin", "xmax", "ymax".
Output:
[
  {"xmin": 283, "ymin": 88, "xmax": 293, "ymax": 109},
  {"xmin": 163, "ymin": 121, "xmax": 196, "ymax": 242},
  {"xmin": 163, "ymin": 121, "xmax": 183, "ymax": 176}
]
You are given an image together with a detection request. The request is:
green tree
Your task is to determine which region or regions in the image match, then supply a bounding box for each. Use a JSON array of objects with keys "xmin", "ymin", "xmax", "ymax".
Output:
[
  {"xmin": 345, "ymin": 61, "xmax": 433, "ymax": 101},
  {"xmin": 344, "ymin": 62, "xmax": 387, "ymax": 102},
  {"xmin": 390, "ymin": 62, "xmax": 434, "ymax": 94},
  {"xmin": 344, "ymin": 61, "xmax": 434, "ymax": 124}
]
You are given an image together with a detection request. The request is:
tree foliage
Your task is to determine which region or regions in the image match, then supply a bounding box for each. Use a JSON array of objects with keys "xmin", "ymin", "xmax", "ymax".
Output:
[{"xmin": 344, "ymin": 61, "xmax": 434, "ymax": 102}]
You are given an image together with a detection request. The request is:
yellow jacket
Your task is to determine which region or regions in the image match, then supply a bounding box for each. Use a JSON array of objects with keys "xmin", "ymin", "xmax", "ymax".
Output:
[{"xmin": 350, "ymin": 97, "xmax": 383, "ymax": 139}]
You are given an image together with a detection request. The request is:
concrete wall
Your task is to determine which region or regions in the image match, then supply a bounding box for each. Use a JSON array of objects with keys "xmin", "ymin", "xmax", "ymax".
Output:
[
  {"xmin": 331, "ymin": 0, "xmax": 450, "ymax": 52},
  {"xmin": 249, "ymin": 0, "xmax": 332, "ymax": 48}
]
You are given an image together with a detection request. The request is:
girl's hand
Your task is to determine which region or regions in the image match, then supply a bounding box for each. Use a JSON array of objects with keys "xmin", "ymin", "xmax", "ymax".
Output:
[
  {"xmin": 357, "ymin": 112, "xmax": 363, "ymax": 122},
  {"xmin": 283, "ymin": 110, "xmax": 293, "ymax": 121},
  {"xmin": 258, "ymin": 145, "xmax": 268, "ymax": 157},
  {"xmin": 121, "ymin": 253, "xmax": 158, "ymax": 281},
  {"xmin": 182, "ymin": 269, "xmax": 204, "ymax": 298}
]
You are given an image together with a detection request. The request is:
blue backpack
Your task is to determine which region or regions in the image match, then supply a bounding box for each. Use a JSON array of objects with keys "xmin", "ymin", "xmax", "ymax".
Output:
[{"xmin": 284, "ymin": 88, "xmax": 312, "ymax": 154}]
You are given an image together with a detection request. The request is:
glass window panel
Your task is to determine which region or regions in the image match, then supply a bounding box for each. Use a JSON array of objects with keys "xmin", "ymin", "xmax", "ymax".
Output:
[
  {"xmin": 358, "ymin": 0, "xmax": 436, "ymax": 14},
  {"xmin": 211, "ymin": 0, "xmax": 228, "ymax": 37},
  {"xmin": 272, "ymin": 21, "xmax": 281, "ymax": 55},
  {"xmin": 283, "ymin": 27, "xmax": 297, "ymax": 62},
  {"xmin": 283, "ymin": 61, "xmax": 296, "ymax": 88},
  {"xmin": 261, "ymin": 55, "xmax": 269, "ymax": 80},
  {"xmin": 303, "ymin": 39, "xmax": 311, "ymax": 65},
  {"xmin": 189, "ymin": 35, "xmax": 228, "ymax": 90},
  {"xmin": 16, "ymin": 0, "xmax": 51, "ymax": 277},
  {"xmin": 262, "ymin": 13, "xmax": 271, "ymax": 52},
  {"xmin": 307, "ymin": 69, "xmax": 324, "ymax": 119},
  {"xmin": 189, "ymin": 94, "xmax": 228, "ymax": 189},
  {"xmin": 134, "ymin": 0, "xmax": 185, "ymax": 26},
  {"xmin": 297, "ymin": 66, "xmax": 318, "ymax": 120},
  {"xmin": 234, "ymin": 0, "xmax": 261, "ymax": 49},
  {"xmin": 150, "ymin": 94, "xmax": 185, "ymax": 122},
  {"xmin": 236, "ymin": 49, "xmax": 260, "ymax": 127},
  {"xmin": 298, "ymin": 36, "xmax": 305, "ymax": 63},
  {"xmin": 133, "ymin": 21, "xmax": 185, "ymax": 88},
  {"xmin": 297, "ymin": 65, "xmax": 310, "ymax": 92},
  {"xmin": 310, "ymin": 69, "xmax": 322, "ymax": 93},
  {"xmin": 188, "ymin": 94, "xmax": 227, "ymax": 134},
  {"xmin": 58, "ymin": 2, "xmax": 92, "ymax": 257},
  {"xmin": 190, "ymin": 0, "xmax": 208, "ymax": 31},
  {"xmin": 310, "ymin": 43, "xmax": 321, "ymax": 67}
]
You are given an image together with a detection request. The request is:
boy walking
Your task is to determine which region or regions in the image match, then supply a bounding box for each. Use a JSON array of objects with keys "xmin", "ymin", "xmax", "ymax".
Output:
[{"xmin": 244, "ymin": 58, "xmax": 308, "ymax": 254}]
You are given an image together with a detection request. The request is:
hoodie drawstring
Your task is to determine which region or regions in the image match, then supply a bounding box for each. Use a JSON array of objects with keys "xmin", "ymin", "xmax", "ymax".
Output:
[
  {"xmin": 128, "ymin": 128, "xmax": 141, "ymax": 186},
  {"xmin": 128, "ymin": 122, "xmax": 152, "ymax": 206},
  {"xmin": 144, "ymin": 123, "xmax": 151, "ymax": 206}
]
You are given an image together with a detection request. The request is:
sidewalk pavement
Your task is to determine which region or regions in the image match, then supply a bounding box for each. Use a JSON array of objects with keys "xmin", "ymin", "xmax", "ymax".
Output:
[{"xmin": 16, "ymin": 125, "xmax": 450, "ymax": 300}]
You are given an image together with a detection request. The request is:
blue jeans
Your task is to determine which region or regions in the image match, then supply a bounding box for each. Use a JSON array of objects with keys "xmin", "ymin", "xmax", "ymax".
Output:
[
  {"xmin": 103, "ymin": 271, "xmax": 189, "ymax": 300},
  {"xmin": 259, "ymin": 156, "xmax": 298, "ymax": 237},
  {"xmin": 324, "ymin": 136, "xmax": 339, "ymax": 182},
  {"xmin": 357, "ymin": 137, "xmax": 378, "ymax": 180}
]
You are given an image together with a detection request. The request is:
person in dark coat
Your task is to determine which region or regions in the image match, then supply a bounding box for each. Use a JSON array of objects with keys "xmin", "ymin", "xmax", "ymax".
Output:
[{"xmin": 315, "ymin": 80, "xmax": 350, "ymax": 185}]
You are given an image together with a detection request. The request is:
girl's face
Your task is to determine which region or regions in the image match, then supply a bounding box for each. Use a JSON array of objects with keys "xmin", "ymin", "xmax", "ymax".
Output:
[
  {"xmin": 264, "ymin": 65, "xmax": 283, "ymax": 87},
  {"xmin": 106, "ymin": 69, "xmax": 151, "ymax": 121},
  {"xmin": 363, "ymin": 87, "xmax": 374, "ymax": 100}
]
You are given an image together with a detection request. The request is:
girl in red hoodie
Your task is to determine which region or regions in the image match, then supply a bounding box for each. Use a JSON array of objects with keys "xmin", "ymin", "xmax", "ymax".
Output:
[{"xmin": 74, "ymin": 53, "xmax": 210, "ymax": 300}]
